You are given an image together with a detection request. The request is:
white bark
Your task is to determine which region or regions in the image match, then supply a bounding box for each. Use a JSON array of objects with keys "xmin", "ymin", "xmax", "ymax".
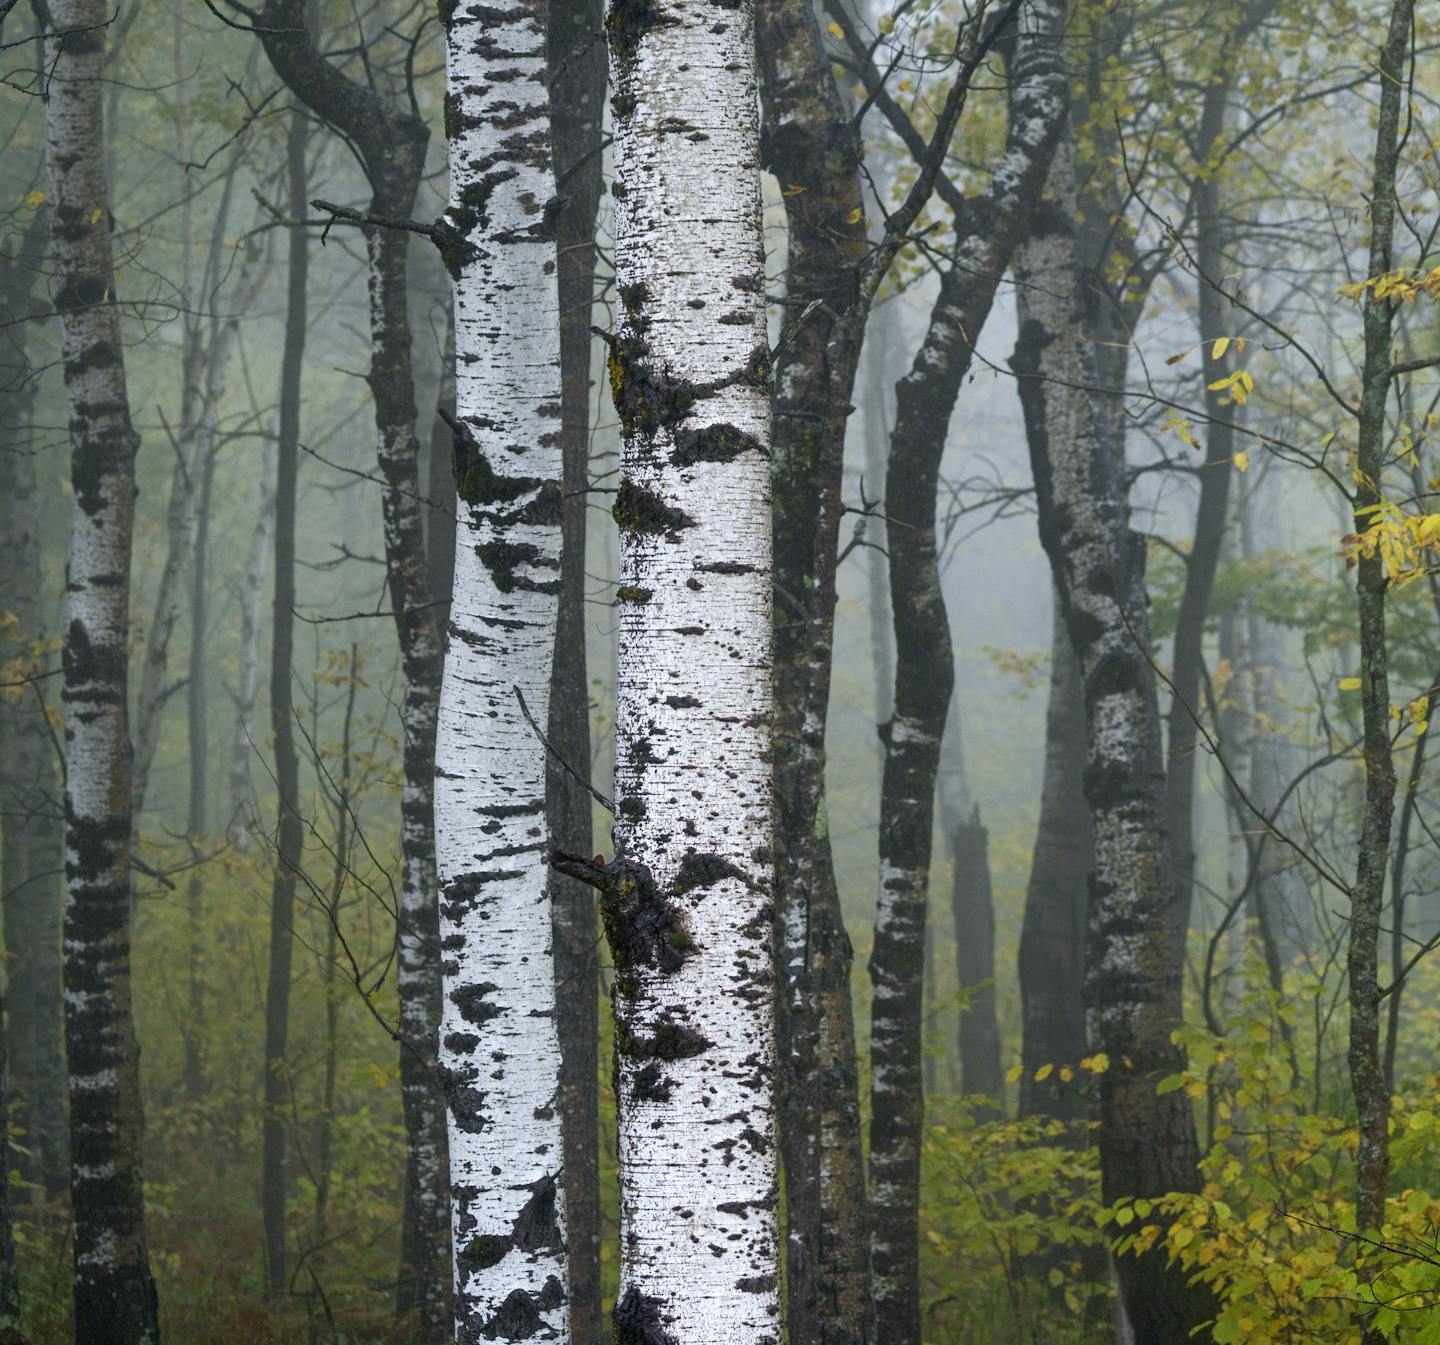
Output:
[
  {"xmin": 602, "ymin": 0, "xmax": 780, "ymax": 1338},
  {"xmin": 435, "ymin": 4, "xmax": 568, "ymax": 1340},
  {"xmin": 43, "ymin": 2, "xmax": 160, "ymax": 1338}
]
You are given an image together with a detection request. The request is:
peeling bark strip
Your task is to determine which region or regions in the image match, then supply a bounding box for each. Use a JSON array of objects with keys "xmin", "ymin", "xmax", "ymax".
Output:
[
  {"xmin": 436, "ymin": 3, "xmax": 569, "ymax": 1341},
  {"xmin": 605, "ymin": 0, "xmax": 781, "ymax": 1335},
  {"xmin": 40, "ymin": 2, "xmax": 160, "ymax": 1341},
  {"xmin": 1011, "ymin": 135, "xmax": 1213, "ymax": 1344},
  {"xmin": 867, "ymin": 7, "xmax": 1066, "ymax": 1340}
]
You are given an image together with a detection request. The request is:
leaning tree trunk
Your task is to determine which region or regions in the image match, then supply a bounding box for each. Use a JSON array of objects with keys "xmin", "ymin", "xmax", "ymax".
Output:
[
  {"xmin": 1017, "ymin": 601, "xmax": 1092, "ymax": 1124},
  {"xmin": 1011, "ymin": 133, "xmax": 1214, "ymax": 1345},
  {"xmin": 546, "ymin": 0, "xmax": 606, "ymax": 1335},
  {"xmin": 583, "ymin": 0, "xmax": 781, "ymax": 1337},
  {"xmin": 433, "ymin": 2, "xmax": 568, "ymax": 1338},
  {"xmin": 261, "ymin": 102, "xmax": 309, "ymax": 1303},
  {"xmin": 0, "ymin": 203, "xmax": 68, "ymax": 1199},
  {"xmin": 41, "ymin": 3, "xmax": 160, "ymax": 1340},
  {"xmin": 247, "ymin": 2, "xmax": 451, "ymax": 1324},
  {"xmin": 754, "ymin": 0, "xmax": 872, "ymax": 1339},
  {"xmin": 868, "ymin": 10, "xmax": 1066, "ymax": 1337}
]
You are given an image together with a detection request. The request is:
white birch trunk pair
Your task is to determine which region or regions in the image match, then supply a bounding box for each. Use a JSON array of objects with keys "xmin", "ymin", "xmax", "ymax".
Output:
[{"xmin": 437, "ymin": 0, "xmax": 778, "ymax": 1339}]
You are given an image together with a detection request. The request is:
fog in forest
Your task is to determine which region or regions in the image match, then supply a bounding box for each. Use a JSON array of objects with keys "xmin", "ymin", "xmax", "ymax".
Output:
[{"xmin": 1, "ymin": 1, "xmax": 1438, "ymax": 1343}]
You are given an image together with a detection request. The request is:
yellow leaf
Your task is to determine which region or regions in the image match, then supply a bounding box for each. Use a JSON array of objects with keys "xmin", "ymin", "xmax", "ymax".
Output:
[
  {"xmin": 90, "ymin": 207, "xmax": 103, "ymax": 225},
  {"xmin": 24, "ymin": 190, "xmax": 43, "ymax": 207},
  {"xmin": 1058, "ymin": 1065, "xmax": 1074, "ymax": 1083},
  {"xmin": 1338, "ymin": 677, "xmax": 1362, "ymax": 691},
  {"xmin": 826, "ymin": 20, "xmax": 844, "ymax": 37},
  {"xmin": 1004, "ymin": 1063, "xmax": 1023, "ymax": 1084},
  {"xmin": 1034, "ymin": 1063, "xmax": 1054, "ymax": 1082},
  {"xmin": 845, "ymin": 206, "xmax": 862, "ymax": 225},
  {"xmin": 1235, "ymin": 337, "xmax": 1246, "ymax": 356},
  {"xmin": 1211, "ymin": 337, "xmax": 1231, "ymax": 360},
  {"xmin": 1081, "ymin": 1053, "xmax": 1110, "ymax": 1074},
  {"xmin": 1233, "ymin": 451, "xmax": 1249, "ymax": 472},
  {"xmin": 877, "ymin": 12, "xmax": 894, "ymax": 32}
]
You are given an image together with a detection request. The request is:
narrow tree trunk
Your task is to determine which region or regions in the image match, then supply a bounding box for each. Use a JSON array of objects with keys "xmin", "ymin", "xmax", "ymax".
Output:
[
  {"xmin": 261, "ymin": 102, "xmax": 309, "ymax": 1303},
  {"xmin": 1017, "ymin": 601, "xmax": 1091, "ymax": 1123},
  {"xmin": 227, "ymin": 442, "xmax": 275, "ymax": 852},
  {"xmin": 868, "ymin": 12, "xmax": 1066, "ymax": 1336},
  {"xmin": 1162, "ymin": 67, "xmax": 1239, "ymax": 929},
  {"xmin": 592, "ymin": 0, "xmax": 781, "ymax": 1336},
  {"xmin": 1347, "ymin": 0, "xmax": 1412, "ymax": 1258},
  {"xmin": 41, "ymin": 3, "xmax": 160, "ymax": 1339},
  {"xmin": 434, "ymin": 2, "xmax": 568, "ymax": 1338},
  {"xmin": 247, "ymin": 9, "xmax": 451, "ymax": 1321},
  {"xmin": 182, "ymin": 447, "xmax": 215, "ymax": 1100},
  {"xmin": 1011, "ymin": 133, "xmax": 1213, "ymax": 1344},
  {"xmin": 547, "ymin": 0, "xmax": 605, "ymax": 1335},
  {"xmin": 0, "ymin": 204, "xmax": 68, "ymax": 1199}
]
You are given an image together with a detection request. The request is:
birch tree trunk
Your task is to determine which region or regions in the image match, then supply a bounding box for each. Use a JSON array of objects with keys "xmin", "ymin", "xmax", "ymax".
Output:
[
  {"xmin": 0, "ymin": 203, "xmax": 68, "ymax": 1199},
  {"xmin": 1011, "ymin": 133, "xmax": 1214, "ymax": 1345},
  {"xmin": 547, "ymin": 0, "xmax": 606, "ymax": 1333},
  {"xmin": 584, "ymin": 0, "xmax": 781, "ymax": 1335},
  {"xmin": 434, "ymin": 4, "xmax": 567, "ymax": 1339},
  {"xmin": 246, "ymin": 4, "xmax": 450, "ymax": 1325},
  {"xmin": 868, "ymin": 10, "xmax": 1066, "ymax": 1335},
  {"xmin": 41, "ymin": 2, "xmax": 160, "ymax": 1339}
]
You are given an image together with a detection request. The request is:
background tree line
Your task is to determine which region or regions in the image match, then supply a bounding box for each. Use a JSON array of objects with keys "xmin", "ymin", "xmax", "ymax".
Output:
[{"xmin": 1, "ymin": 0, "xmax": 1439, "ymax": 1343}]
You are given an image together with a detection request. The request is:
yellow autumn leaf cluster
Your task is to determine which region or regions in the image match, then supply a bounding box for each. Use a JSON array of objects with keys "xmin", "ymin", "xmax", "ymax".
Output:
[
  {"xmin": 1340, "ymin": 502, "xmax": 1440, "ymax": 590},
  {"xmin": 1338, "ymin": 265, "xmax": 1440, "ymax": 306},
  {"xmin": 1206, "ymin": 368, "xmax": 1256, "ymax": 405}
]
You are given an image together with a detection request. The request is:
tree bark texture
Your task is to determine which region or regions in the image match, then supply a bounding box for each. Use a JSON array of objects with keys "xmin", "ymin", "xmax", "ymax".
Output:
[
  {"xmin": 434, "ymin": 3, "xmax": 568, "ymax": 1339},
  {"xmin": 599, "ymin": 0, "xmax": 781, "ymax": 1337},
  {"xmin": 41, "ymin": 2, "xmax": 161, "ymax": 1339},
  {"xmin": 546, "ymin": 0, "xmax": 605, "ymax": 1335},
  {"xmin": 261, "ymin": 102, "xmax": 309, "ymax": 1303},
  {"xmin": 1010, "ymin": 134, "xmax": 1214, "ymax": 1344},
  {"xmin": 249, "ymin": 4, "xmax": 451, "ymax": 1325},
  {"xmin": 0, "ymin": 203, "xmax": 68, "ymax": 1198},
  {"xmin": 754, "ymin": 0, "xmax": 872, "ymax": 1340},
  {"xmin": 868, "ymin": 9, "xmax": 1066, "ymax": 1337}
]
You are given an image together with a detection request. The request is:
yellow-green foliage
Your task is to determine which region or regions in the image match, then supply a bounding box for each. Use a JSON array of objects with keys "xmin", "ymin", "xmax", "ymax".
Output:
[{"xmin": 1103, "ymin": 972, "xmax": 1440, "ymax": 1345}]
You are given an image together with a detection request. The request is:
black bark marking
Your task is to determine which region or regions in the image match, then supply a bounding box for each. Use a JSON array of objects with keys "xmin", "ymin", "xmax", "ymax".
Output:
[
  {"xmin": 452, "ymin": 982, "xmax": 504, "ymax": 1026},
  {"xmin": 669, "ymin": 422, "xmax": 765, "ymax": 467},
  {"xmin": 613, "ymin": 1285, "xmax": 674, "ymax": 1345},
  {"xmin": 612, "ymin": 478, "xmax": 696, "ymax": 537},
  {"xmin": 673, "ymin": 851, "xmax": 746, "ymax": 895}
]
